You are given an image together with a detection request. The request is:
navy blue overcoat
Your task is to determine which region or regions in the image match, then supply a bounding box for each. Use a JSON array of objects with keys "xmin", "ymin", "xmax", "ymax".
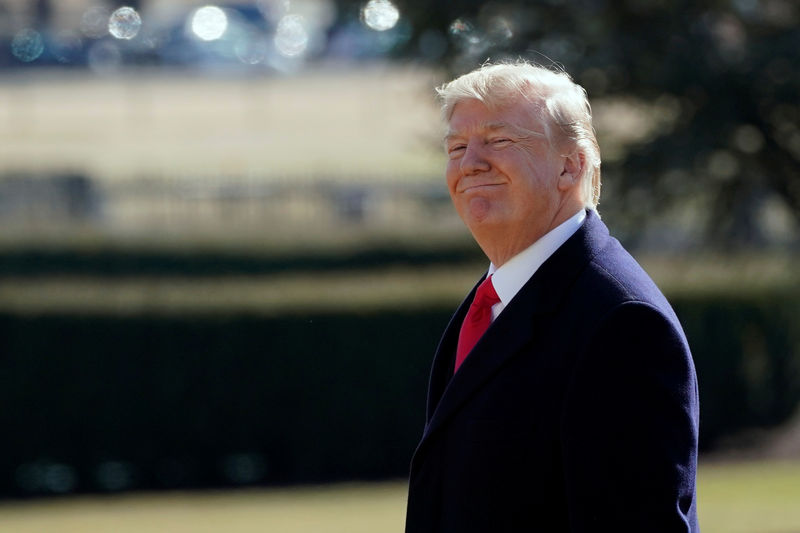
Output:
[{"xmin": 406, "ymin": 210, "xmax": 700, "ymax": 532}]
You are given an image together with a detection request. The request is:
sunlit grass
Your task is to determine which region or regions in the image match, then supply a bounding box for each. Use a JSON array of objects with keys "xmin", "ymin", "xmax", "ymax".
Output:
[
  {"xmin": 698, "ymin": 459, "xmax": 800, "ymax": 533},
  {"xmin": 0, "ymin": 267, "xmax": 479, "ymax": 315},
  {"xmin": 639, "ymin": 253, "xmax": 800, "ymax": 297},
  {"xmin": 0, "ymin": 253, "xmax": 796, "ymax": 316},
  {"xmin": 0, "ymin": 482, "xmax": 409, "ymax": 533},
  {"xmin": 1, "ymin": 460, "xmax": 799, "ymax": 533}
]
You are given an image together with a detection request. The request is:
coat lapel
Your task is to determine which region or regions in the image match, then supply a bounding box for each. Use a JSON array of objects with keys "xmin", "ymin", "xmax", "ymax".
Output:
[
  {"xmin": 425, "ymin": 283, "xmax": 478, "ymax": 423},
  {"xmin": 414, "ymin": 210, "xmax": 609, "ymax": 459}
]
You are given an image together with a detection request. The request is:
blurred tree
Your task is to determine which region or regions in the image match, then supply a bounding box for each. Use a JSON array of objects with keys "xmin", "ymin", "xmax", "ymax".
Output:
[
  {"xmin": 365, "ymin": 0, "xmax": 800, "ymax": 248},
  {"xmin": 585, "ymin": 0, "xmax": 800, "ymax": 248}
]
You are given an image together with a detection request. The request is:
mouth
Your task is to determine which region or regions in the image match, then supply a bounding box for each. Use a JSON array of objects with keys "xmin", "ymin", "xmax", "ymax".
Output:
[{"xmin": 458, "ymin": 182, "xmax": 504, "ymax": 193}]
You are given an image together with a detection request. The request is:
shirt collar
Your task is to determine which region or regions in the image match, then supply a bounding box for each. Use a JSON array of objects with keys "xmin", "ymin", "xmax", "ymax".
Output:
[{"xmin": 488, "ymin": 209, "xmax": 587, "ymax": 309}]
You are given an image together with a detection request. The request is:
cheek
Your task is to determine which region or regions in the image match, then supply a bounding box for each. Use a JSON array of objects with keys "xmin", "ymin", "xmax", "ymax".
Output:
[{"xmin": 445, "ymin": 164, "xmax": 460, "ymax": 192}]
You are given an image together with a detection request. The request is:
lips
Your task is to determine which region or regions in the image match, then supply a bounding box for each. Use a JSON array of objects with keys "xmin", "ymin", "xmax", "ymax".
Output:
[{"xmin": 458, "ymin": 181, "xmax": 505, "ymax": 193}]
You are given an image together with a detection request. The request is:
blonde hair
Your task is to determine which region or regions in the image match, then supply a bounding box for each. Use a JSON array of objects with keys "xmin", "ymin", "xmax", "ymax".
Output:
[{"xmin": 437, "ymin": 61, "xmax": 602, "ymax": 210}]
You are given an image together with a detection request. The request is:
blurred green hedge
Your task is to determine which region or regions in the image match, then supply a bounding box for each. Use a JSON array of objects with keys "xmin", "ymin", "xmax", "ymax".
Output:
[
  {"xmin": 674, "ymin": 291, "xmax": 800, "ymax": 449},
  {"xmin": 0, "ymin": 309, "xmax": 446, "ymax": 497},
  {"xmin": 0, "ymin": 289, "xmax": 798, "ymax": 497},
  {"xmin": 0, "ymin": 243, "xmax": 483, "ymax": 277}
]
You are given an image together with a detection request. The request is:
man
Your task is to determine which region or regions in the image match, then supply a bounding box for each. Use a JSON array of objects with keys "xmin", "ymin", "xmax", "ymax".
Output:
[{"xmin": 405, "ymin": 61, "xmax": 700, "ymax": 532}]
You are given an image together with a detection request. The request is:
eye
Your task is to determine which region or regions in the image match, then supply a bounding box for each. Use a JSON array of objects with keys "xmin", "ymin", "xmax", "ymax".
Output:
[
  {"xmin": 489, "ymin": 138, "xmax": 512, "ymax": 147},
  {"xmin": 447, "ymin": 144, "xmax": 466, "ymax": 158}
]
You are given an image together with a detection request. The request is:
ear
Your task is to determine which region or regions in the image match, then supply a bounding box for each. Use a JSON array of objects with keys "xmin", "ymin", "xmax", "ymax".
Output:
[{"xmin": 557, "ymin": 151, "xmax": 585, "ymax": 192}]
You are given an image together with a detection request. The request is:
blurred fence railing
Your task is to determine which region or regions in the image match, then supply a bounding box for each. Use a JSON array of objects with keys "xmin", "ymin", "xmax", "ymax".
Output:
[{"xmin": 0, "ymin": 172, "xmax": 459, "ymax": 239}]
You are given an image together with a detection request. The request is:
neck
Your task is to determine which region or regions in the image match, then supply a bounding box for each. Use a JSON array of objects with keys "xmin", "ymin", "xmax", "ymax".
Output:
[{"xmin": 476, "ymin": 199, "xmax": 584, "ymax": 267}]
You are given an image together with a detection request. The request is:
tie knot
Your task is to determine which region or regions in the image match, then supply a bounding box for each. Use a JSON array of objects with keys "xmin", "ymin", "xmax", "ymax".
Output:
[{"xmin": 474, "ymin": 276, "xmax": 500, "ymax": 308}]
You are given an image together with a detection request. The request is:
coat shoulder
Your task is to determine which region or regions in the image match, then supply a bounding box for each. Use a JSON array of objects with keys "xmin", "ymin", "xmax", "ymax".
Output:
[{"xmin": 578, "ymin": 235, "xmax": 674, "ymax": 318}]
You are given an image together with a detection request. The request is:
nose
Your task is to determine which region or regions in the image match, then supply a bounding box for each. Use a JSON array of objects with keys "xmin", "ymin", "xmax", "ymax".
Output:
[{"xmin": 460, "ymin": 141, "xmax": 490, "ymax": 175}]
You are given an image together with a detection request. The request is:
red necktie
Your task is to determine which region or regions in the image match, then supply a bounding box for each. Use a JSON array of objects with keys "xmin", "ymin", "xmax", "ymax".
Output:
[{"xmin": 455, "ymin": 276, "xmax": 500, "ymax": 373}]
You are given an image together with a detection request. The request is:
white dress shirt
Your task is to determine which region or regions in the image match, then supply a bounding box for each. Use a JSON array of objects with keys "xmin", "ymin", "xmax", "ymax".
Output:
[{"xmin": 487, "ymin": 209, "xmax": 587, "ymax": 321}]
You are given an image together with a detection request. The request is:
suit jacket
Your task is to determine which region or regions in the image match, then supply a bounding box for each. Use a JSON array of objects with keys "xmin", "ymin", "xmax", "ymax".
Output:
[{"xmin": 406, "ymin": 210, "xmax": 700, "ymax": 532}]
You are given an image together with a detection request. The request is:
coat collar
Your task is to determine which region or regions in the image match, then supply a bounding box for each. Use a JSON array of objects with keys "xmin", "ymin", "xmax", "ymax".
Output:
[{"xmin": 416, "ymin": 209, "xmax": 609, "ymax": 455}]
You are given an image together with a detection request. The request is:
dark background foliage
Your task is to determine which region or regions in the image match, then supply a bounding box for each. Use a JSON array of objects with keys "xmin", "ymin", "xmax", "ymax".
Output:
[{"xmin": 389, "ymin": 0, "xmax": 800, "ymax": 247}]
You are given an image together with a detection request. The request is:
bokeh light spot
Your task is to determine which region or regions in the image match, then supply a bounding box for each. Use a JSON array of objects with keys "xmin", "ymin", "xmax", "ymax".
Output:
[
  {"xmin": 191, "ymin": 6, "xmax": 229, "ymax": 41},
  {"xmin": 487, "ymin": 16, "xmax": 513, "ymax": 43},
  {"xmin": 95, "ymin": 460, "xmax": 135, "ymax": 491},
  {"xmin": 708, "ymin": 150, "xmax": 740, "ymax": 180},
  {"xmin": 221, "ymin": 453, "xmax": 267, "ymax": 485},
  {"xmin": 448, "ymin": 17, "xmax": 486, "ymax": 56},
  {"xmin": 15, "ymin": 462, "xmax": 77, "ymax": 494},
  {"xmin": 733, "ymin": 125, "xmax": 765, "ymax": 154},
  {"xmin": 11, "ymin": 29, "xmax": 45, "ymax": 63},
  {"xmin": 108, "ymin": 6, "xmax": 142, "ymax": 40},
  {"xmin": 362, "ymin": 0, "xmax": 400, "ymax": 32},
  {"xmin": 275, "ymin": 14, "xmax": 309, "ymax": 57},
  {"xmin": 449, "ymin": 18, "xmax": 473, "ymax": 37}
]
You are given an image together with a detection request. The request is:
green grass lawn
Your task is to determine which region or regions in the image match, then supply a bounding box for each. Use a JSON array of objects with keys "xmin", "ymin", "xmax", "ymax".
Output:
[
  {"xmin": 698, "ymin": 459, "xmax": 800, "ymax": 533},
  {"xmin": 1, "ymin": 459, "xmax": 798, "ymax": 533},
  {"xmin": 0, "ymin": 253, "xmax": 796, "ymax": 316}
]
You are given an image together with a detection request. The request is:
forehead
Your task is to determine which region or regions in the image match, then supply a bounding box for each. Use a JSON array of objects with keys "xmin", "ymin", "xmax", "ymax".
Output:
[{"xmin": 446, "ymin": 98, "xmax": 541, "ymax": 137}]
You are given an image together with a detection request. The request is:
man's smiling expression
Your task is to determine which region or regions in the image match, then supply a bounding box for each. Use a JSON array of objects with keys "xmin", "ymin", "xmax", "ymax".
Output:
[{"xmin": 445, "ymin": 97, "xmax": 569, "ymax": 261}]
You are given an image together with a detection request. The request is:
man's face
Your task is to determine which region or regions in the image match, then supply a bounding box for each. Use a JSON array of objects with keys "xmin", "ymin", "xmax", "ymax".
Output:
[{"xmin": 445, "ymin": 98, "xmax": 565, "ymax": 249}]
